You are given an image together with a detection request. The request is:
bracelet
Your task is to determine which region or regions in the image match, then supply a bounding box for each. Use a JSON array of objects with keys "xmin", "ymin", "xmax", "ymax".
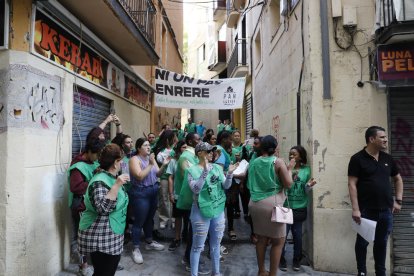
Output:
[
  {"xmin": 395, "ymin": 199, "xmax": 402, "ymax": 205},
  {"xmin": 115, "ymin": 123, "xmax": 121, "ymax": 126}
]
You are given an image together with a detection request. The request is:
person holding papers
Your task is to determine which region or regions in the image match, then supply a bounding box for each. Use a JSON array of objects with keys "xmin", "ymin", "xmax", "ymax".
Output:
[{"xmin": 348, "ymin": 126, "xmax": 403, "ymax": 276}]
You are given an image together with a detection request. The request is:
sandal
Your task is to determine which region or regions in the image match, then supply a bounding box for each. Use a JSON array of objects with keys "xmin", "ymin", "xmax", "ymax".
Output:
[
  {"xmin": 229, "ymin": 230, "xmax": 237, "ymax": 241},
  {"xmin": 220, "ymin": 245, "xmax": 229, "ymax": 255}
]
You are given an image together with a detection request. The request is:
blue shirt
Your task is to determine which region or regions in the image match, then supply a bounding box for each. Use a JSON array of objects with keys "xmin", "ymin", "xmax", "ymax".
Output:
[{"xmin": 196, "ymin": 125, "xmax": 206, "ymax": 137}]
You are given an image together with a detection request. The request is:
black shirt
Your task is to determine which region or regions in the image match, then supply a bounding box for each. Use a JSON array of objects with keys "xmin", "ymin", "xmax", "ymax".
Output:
[{"xmin": 348, "ymin": 148, "xmax": 399, "ymax": 210}]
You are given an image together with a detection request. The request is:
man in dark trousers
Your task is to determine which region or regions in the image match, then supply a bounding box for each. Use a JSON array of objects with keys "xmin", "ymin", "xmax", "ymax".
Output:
[{"xmin": 348, "ymin": 126, "xmax": 403, "ymax": 276}]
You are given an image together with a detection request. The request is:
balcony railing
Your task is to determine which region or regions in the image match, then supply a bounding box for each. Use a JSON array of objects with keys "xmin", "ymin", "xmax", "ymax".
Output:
[
  {"xmin": 375, "ymin": 0, "xmax": 414, "ymax": 43},
  {"xmin": 227, "ymin": 38, "xmax": 247, "ymax": 78},
  {"xmin": 119, "ymin": 0, "xmax": 156, "ymax": 47}
]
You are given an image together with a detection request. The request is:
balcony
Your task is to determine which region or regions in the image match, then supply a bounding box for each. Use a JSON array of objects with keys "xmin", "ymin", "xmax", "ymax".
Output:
[
  {"xmin": 226, "ymin": 0, "xmax": 240, "ymax": 28},
  {"xmin": 213, "ymin": 0, "xmax": 226, "ymax": 22},
  {"xmin": 56, "ymin": 0, "xmax": 159, "ymax": 65},
  {"xmin": 208, "ymin": 41, "xmax": 226, "ymax": 72},
  {"xmin": 227, "ymin": 39, "xmax": 248, "ymax": 78},
  {"xmin": 375, "ymin": 0, "xmax": 414, "ymax": 44}
]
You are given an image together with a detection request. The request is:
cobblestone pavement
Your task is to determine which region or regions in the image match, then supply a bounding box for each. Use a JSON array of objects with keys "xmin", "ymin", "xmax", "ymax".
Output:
[{"xmin": 58, "ymin": 216, "xmax": 352, "ymax": 276}]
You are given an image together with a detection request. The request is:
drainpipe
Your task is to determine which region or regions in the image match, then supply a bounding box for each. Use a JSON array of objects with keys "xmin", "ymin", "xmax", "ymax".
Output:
[
  {"xmin": 320, "ymin": 0, "xmax": 332, "ymax": 100},
  {"xmin": 297, "ymin": 0, "xmax": 305, "ymax": 145}
]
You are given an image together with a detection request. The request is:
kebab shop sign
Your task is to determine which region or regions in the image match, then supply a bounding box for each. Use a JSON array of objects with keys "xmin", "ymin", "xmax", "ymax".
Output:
[{"xmin": 377, "ymin": 44, "xmax": 414, "ymax": 82}]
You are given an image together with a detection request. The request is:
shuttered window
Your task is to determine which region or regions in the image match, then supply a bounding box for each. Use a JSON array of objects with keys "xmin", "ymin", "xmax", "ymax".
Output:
[
  {"xmin": 389, "ymin": 87, "xmax": 414, "ymax": 275},
  {"xmin": 72, "ymin": 87, "xmax": 111, "ymax": 157},
  {"xmin": 245, "ymin": 93, "xmax": 253, "ymax": 138}
]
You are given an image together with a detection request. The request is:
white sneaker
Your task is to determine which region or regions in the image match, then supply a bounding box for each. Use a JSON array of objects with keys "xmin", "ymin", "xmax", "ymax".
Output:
[
  {"xmin": 160, "ymin": 222, "xmax": 167, "ymax": 229},
  {"xmin": 79, "ymin": 265, "xmax": 94, "ymax": 276},
  {"xmin": 145, "ymin": 240, "xmax": 165, "ymax": 251},
  {"xmin": 132, "ymin": 248, "xmax": 143, "ymax": 264}
]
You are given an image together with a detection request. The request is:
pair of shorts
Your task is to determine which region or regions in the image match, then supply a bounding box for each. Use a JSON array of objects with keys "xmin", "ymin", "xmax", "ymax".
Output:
[{"xmin": 172, "ymin": 202, "xmax": 190, "ymax": 218}]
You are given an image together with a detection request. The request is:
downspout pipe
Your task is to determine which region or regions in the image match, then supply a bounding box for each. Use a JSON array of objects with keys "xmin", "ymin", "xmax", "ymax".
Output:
[
  {"xmin": 320, "ymin": 0, "xmax": 332, "ymax": 100},
  {"xmin": 297, "ymin": 0, "xmax": 305, "ymax": 145}
]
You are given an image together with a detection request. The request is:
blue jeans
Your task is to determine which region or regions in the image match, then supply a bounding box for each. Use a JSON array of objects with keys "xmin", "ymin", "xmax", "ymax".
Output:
[
  {"xmin": 130, "ymin": 183, "xmax": 159, "ymax": 247},
  {"xmin": 281, "ymin": 221, "xmax": 303, "ymax": 260},
  {"xmin": 355, "ymin": 208, "xmax": 393, "ymax": 276},
  {"xmin": 190, "ymin": 204, "xmax": 225, "ymax": 276}
]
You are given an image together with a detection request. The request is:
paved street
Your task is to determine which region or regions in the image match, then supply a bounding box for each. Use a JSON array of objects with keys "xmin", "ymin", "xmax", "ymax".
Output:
[{"xmin": 58, "ymin": 217, "xmax": 352, "ymax": 276}]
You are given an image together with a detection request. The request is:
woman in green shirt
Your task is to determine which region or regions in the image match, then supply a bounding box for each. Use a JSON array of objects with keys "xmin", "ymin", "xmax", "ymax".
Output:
[
  {"xmin": 247, "ymin": 135, "xmax": 293, "ymax": 276},
  {"xmin": 279, "ymin": 145, "xmax": 316, "ymax": 272}
]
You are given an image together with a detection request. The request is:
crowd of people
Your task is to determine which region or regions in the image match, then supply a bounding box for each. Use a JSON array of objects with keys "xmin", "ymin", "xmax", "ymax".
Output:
[{"xmin": 68, "ymin": 115, "xmax": 319, "ymax": 276}]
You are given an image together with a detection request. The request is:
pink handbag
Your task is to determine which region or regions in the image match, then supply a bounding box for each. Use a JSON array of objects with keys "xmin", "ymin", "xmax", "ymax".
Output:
[
  {"xmin": 271, "ymin": 189, "xmax": 293, "ymax": 224},
  {"xmin": 271, "ymin": 205, "xmax": 293, "ymax": 224}
]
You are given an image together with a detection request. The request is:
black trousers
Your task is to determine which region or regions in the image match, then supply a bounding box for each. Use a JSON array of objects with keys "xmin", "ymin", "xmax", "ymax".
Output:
[{"xmin": 90, "ymin": 251, "xmax": 120, "ymax": 276}]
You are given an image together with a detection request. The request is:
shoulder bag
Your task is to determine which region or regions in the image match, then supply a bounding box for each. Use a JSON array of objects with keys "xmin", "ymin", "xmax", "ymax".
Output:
[{"xmin": 271, "ymin": 189, "xmax": 293, "ymax": 224}]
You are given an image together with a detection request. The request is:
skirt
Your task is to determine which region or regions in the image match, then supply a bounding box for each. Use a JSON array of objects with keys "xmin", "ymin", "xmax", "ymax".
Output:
[{"xmin": 249, "ymin": 192, "xmax": 287, "ymax": 238}]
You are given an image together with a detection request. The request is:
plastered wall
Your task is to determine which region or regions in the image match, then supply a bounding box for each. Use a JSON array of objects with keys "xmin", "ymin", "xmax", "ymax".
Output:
[
  {"xmin": 0, "ymin": 49, "xmax": 151, "ymax": 275},
  {"xmin": 250, "ymin": 0, "xmax": 388, "ymax": 274}
]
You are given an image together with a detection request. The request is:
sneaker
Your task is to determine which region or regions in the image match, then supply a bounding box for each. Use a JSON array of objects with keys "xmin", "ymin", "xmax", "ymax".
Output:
[
  {"xmin": 357, "ymin": 273, "xmax": 366, "ymax": 276},
  {"xmin": 171, "ymin": 221, "xmax": 175, "ymax": 229},
  {"xmin": 145, "ymin": 240, "xmax": 165, "ymax": 251},
  {"xmin": 168, "ymin": 239, "xmax": 181, "ymax": 251},
  {"xmin": 293, "ymin": 258, "xmax": 301, "ymax": 271},
  {"xmin": 228, "ymin": 230, "xmax": 237, "ymax": 241},
  {"xmin": 279, "ymin": 257, "xmax": 287, "ymax": 272},
  {"xmin": 160, "ymin": 221, "xmax": 167, "ymax": 229},
  {"xmin": 132, "ymin": 248, "xmax": 143, "ymax": 264},
  {"xmin": 79, "ymin": 266, "xmax": 93, "ymax": 276}
]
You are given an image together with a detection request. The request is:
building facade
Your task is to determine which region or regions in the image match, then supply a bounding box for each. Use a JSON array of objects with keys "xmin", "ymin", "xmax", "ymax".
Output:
[
  {"xmin": 224, "ymin": 0, "xmax": 413, "ymax": 274},
  {"xmin": 0, "ymin": 0, "xmax": 182, "ymax": 274}
]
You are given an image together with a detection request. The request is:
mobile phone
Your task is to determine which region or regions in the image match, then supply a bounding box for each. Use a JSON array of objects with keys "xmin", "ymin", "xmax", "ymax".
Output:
[{"xmin": 110, "ymin": 107, "xmax": 116, "ymax": 114}]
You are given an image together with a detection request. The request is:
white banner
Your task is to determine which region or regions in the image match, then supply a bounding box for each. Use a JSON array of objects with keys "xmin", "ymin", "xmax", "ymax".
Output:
[{"xmin": 154, "ymin": 68, "xmax": 246, "ymax": 109}]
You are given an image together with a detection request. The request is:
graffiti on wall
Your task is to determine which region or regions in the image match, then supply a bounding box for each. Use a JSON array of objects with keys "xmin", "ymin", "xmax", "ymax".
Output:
[
  {"xmin": 392, "ymin": 117, "xmax": 414, "ymax": 178},
  {"xmin": 0, "ymin": 64, "xmax": 63, "ymax": 131},
  {"xmin": 272, "ymin": 115, "xmax": 280, "ymax": 156}
]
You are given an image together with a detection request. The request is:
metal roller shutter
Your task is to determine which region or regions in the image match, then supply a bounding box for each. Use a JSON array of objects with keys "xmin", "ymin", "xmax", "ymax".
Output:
[
  {"xmin": 245, "ymin": 93, "xmax": 253, "ymax": 138},
  {"xmin": 72, "ymin": 87, "xmax": 111, "ymax": 158},
  {"xmin": 389, "ymin": 88, "xmax": 414, "ymax": 275}
]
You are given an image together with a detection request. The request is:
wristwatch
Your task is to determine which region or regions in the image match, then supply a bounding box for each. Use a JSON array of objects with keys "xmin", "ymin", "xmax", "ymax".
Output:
[{"xmin": 395, "ymin": 199, "xmax": 402, "ymax": 205}]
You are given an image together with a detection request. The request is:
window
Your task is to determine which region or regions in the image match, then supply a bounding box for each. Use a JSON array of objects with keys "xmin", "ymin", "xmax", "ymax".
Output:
[
  {"xmin": 161, "ymin": 24, "xmax": 167, "ymax": 64},
  {"xmin": 0, "ymin": 0, "xmax": 9, "ymax": 49},
  {"xmin": 253, "ymin": 30, "xmax": 261, "ymax": 69},
  {"xmin": 198, "ymin": 43, "xmax": 206, "ymax": 63}
]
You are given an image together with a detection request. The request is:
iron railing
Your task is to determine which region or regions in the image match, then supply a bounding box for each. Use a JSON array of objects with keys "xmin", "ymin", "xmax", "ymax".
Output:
[
  {"xmin": 227, "ymin": 38, "xmax": 247, "ymax": 77},
  {"xmin": 118, "ymin": 0, "xmax": 156, "ymax": 47},
  {"xmin": 378, "ymin": 0, "xmax": 414, "ymax": 27}
]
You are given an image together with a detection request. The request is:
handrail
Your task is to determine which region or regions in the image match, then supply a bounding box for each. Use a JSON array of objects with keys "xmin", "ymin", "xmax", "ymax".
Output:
[{"xmin": 118, "ymin": 0, "xmax": 156, "ymax": 47}]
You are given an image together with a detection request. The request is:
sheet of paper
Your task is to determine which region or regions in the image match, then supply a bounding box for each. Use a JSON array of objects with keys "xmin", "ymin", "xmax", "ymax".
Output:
[
  {"xmin": 233, "ymin": 159, "xmax": 249, "ymax": 176},
  {"xmin": 351, "ymin": 218, "xmax": 377, "ymax": 242}
]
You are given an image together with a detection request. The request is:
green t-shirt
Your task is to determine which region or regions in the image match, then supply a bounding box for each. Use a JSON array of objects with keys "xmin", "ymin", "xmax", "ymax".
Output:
[
  {"xmin": 231, "ymin": 144, "xmax": 243, "ymax": 164},
  {"xmin": 217, "ymin": 123, "xmax": 225, "ymax": 134},
  {"xmin": 247, "ymin": 156, "xmax": 281, "ymax": 202},
  {"xmin": 188, "ymin": 164, "xmax": 226, "ymax": 218},
  {"xmin": 285, "ymin": 165, "xmax": 311, "ymax": 209},
  {"xmin": 79, "ymin": 171, "xmax": 129, "ymax": 234},
  {"xmin": 176, "ymin": 150, "xmax": 199, "ymax": 210},
  {"xmin": 185, "ymin": 123, "xmax": 196, "ymax": 134}
]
